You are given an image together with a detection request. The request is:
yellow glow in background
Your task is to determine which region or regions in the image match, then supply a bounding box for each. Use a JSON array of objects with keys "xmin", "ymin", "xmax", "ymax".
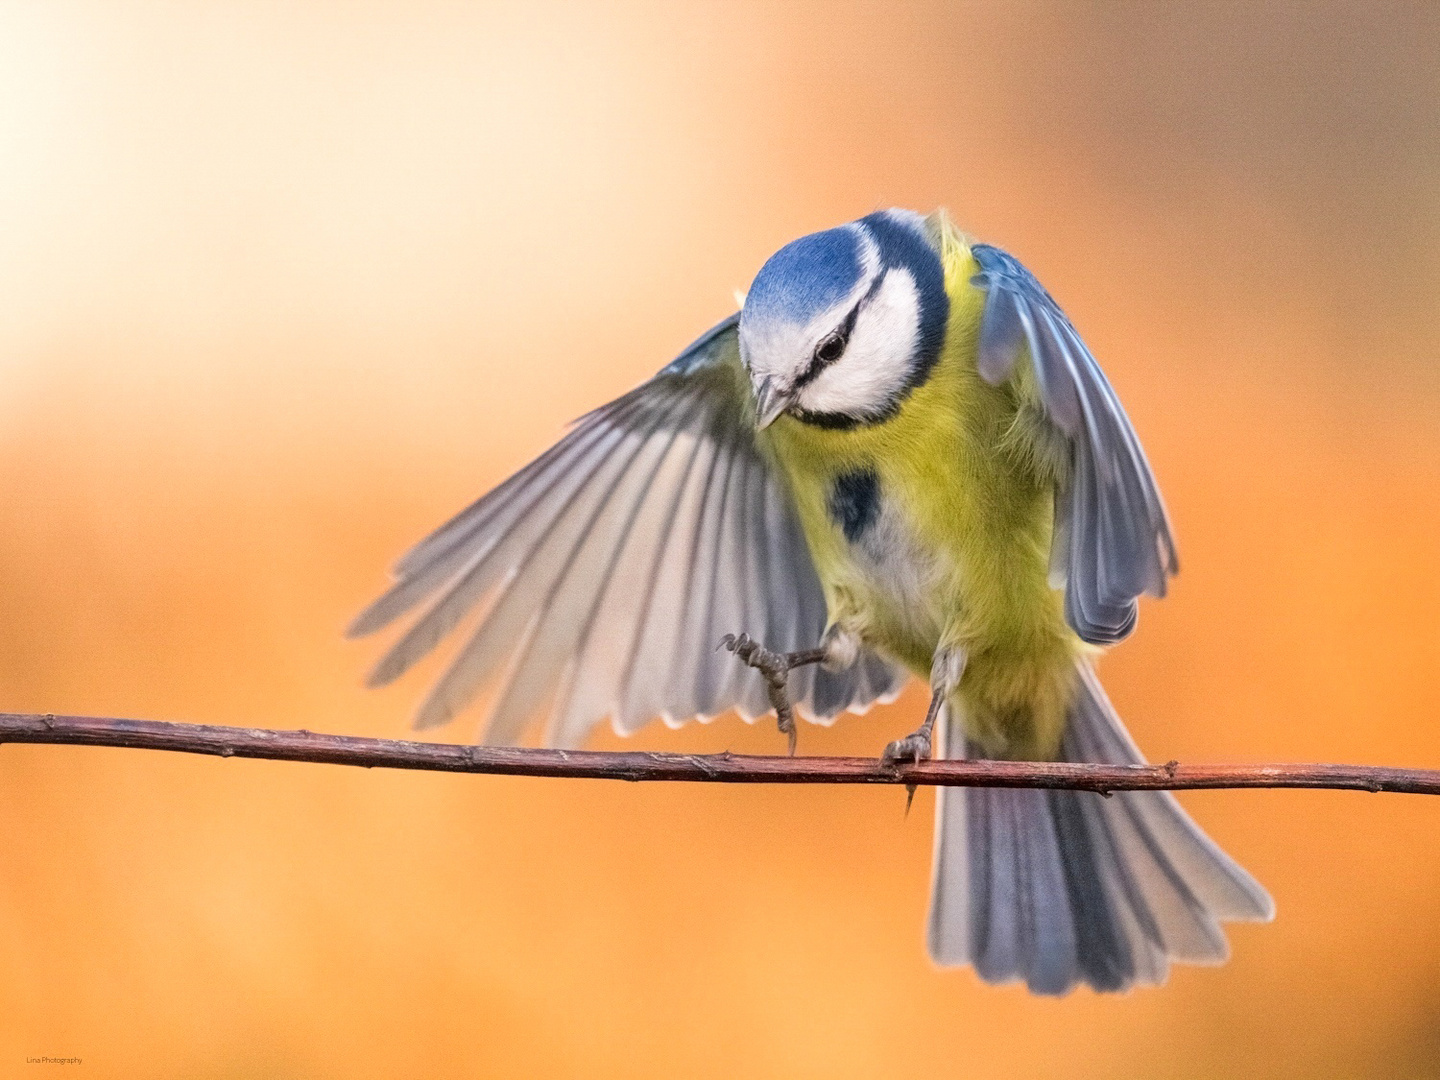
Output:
[{"xmin": 1, "ymin": 3, "xmax": 1439, "ymax": 1076}]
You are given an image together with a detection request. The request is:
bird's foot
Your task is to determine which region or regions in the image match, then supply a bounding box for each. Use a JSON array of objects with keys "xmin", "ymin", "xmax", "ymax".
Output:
[
  {"xmin": 719, "ymin": 633, "xmax": 826, "ymax": 755},
  {"xmin": 881, "ymin": 701, "xmax": 942, "ymax": 817},
  {"xmin": 881, "ymin": 728, "xmax": 933, "ymax": 766},
  {"xmin": 881, "ymin": 650, "xmax": 962, "ymax": 815}
]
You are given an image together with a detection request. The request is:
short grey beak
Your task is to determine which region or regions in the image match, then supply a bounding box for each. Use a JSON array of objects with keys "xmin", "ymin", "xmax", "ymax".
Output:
[{"xmin": 753, "ymin": 376, "xmax": 793, "ymax": 430}]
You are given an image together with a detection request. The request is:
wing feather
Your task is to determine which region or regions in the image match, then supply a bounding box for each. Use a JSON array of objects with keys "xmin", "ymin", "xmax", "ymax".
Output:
[
  {"xmin": 352, "ymin": 315, "xmax": 902, "ymax": 745},
  {"xmin": 484, "ymin": 391, "xmax": 711, "ymax": 742},
  {"xmin": 351, "ymin": 404, "xmax": 636, "ymax": 647},
  {"xmin": 614, "ymin": 430, "xmax": 720, "ymax": 734},
  {"xmin": 412, "ymin": 393, "xmax": 684, "ymax": 734},
  {"xmin": 558, "ymin": 417, "xmax": 710, "ymax": 745},
  {"xmin": 732, "ymin": 449, "xmax": 775, "ymax": 719},
  {"xmin": 971, "ymin": 244, "xmax": 1178, "ymax": 645}
]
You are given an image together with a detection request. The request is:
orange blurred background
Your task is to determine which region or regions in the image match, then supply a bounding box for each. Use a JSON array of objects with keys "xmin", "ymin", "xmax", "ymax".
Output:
[{"xmin": 2, "ymin": 2, "xmax": 1439, "ymax": 1076}]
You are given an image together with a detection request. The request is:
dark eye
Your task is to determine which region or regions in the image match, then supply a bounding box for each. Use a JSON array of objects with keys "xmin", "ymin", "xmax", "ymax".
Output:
[{"xmin": 814, "ymin": 332, "xmax": 846, "ymax": 365}]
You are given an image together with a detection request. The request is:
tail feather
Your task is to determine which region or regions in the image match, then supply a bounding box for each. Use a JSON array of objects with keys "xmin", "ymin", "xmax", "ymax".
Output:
[{"xmin": 928, "ymin": 662, "xmax": 1272, "ymax": 994}]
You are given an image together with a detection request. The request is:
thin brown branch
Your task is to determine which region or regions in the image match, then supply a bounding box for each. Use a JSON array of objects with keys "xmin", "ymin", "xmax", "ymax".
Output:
[{"xmin": 1, "ymin": 712, "xmax": 1437, "ymax": 795}]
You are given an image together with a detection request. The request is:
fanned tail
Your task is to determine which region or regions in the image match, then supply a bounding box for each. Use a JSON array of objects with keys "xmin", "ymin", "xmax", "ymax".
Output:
[{"xmin": 928, "ymin": 662, "xmax": 1273, "ymax": 994}]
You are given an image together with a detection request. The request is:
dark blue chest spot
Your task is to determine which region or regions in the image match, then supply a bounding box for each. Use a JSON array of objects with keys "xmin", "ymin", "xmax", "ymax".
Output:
[{"xmin": 828, "ymin": 468, "xmax": 881, "ymax": 543}]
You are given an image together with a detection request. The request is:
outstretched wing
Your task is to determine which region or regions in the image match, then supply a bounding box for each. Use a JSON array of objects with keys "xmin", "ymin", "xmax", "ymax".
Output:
[
  {"xmin": 350, "ymin": 315, "xmax": 902, "ymax": 748},
  {"xmin": 970, "ymin": 244, "xmax": 1178, "ymax": 644}
]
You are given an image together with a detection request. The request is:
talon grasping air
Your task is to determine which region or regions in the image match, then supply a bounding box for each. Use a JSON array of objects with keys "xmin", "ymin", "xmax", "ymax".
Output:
[{"xmin": 718, "ymin": 633, "xmax": 828, "ymax": 755}]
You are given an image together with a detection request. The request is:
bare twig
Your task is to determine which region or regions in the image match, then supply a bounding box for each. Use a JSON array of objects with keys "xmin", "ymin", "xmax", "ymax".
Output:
[{"xmin": 0, "ymin": 712, "xmax": 1436, "ymax": 795}]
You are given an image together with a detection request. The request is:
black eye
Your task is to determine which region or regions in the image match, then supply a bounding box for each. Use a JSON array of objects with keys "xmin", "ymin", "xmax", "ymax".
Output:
[{"xmin": 814, "ymin": 332, "xmax": 846, "ymax": 365}]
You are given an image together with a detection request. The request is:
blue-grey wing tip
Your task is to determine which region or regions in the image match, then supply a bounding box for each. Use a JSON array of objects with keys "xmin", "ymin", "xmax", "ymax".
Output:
[
  {"xmin": 412, "ymin": 699, "xmax": 459, "ymax": 732},
  {"xmin": 347, "ymin": 599, "xmax": 390, "ymax": 640},
  {"xmin": 365, "ymin": 652, "xmax": 408, "ymax": 689}
]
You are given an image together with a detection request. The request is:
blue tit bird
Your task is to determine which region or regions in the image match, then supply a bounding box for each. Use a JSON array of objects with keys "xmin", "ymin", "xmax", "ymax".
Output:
[{"xmin": 350, "ymin": 208, "xmax": 1273, "ymax": 994}]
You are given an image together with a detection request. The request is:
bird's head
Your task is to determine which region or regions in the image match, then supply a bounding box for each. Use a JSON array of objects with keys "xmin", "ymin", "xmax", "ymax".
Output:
[{"xmin": 738, "ymin": 209, "xmax": 950, "ymax": 430}]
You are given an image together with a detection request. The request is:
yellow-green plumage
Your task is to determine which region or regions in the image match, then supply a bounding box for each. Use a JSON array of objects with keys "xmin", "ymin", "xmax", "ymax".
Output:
[{"xmin": 761, "ymin": 219, "xmax": 1084, "ymax": 760}]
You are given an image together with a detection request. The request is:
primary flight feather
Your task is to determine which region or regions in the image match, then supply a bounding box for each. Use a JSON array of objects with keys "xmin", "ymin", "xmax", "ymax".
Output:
[{"xmin": 351, "ymin": 208, "xmax": 1271, "ymax": 994}]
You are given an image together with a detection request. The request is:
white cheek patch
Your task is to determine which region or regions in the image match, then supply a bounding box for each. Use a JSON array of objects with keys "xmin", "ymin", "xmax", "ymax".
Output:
[{"xmin": 798, "ymin": 268, "xmax": 921, "ymax": 419}]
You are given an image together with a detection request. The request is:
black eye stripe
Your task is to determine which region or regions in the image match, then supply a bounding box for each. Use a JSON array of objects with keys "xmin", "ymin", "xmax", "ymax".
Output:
[{"xmin": 792, "ymin": 272, "xmax": 885, "ymax": 390}]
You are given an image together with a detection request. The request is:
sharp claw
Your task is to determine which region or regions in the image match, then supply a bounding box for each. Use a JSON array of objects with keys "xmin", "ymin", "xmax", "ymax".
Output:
[
  {"xmin": 775, "ymin": 698, "xmax": 798, "ymax": 756},
  {"xmin": 721, "ymin": 632, "xmax": 805, "ymax": 755},
  {"xmin": 717, "ymin": 633, "xmax": 741, "ymax": 653},
  {"xmin": 882, "ymin": 734, "xmax": 932, "ymax": 767},
  {"xmin": 884, "ymin": 733, "xmax": 930, "ymax": 816}
]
